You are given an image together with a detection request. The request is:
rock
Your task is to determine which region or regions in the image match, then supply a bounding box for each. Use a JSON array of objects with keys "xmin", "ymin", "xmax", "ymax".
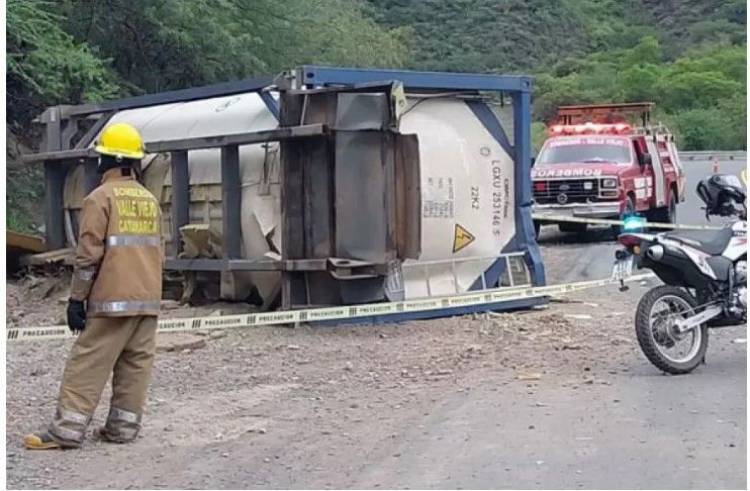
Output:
[
  {"xmin": 517, "ymin": 371, "xmax": 542, "ymax": 381},
  {"xmin": 286, "ymin": 344, "xmax": 301, "ymax": 350},
  {"xmin": 611, "ymin": 335, "xmax": 631, "ymax": 346},
  {"xmin": 156, "ymin": 333, "xmax": 207, "ymax": 353},
  {"xmin": 160, "ymin": 300, "xmax": 181, "ymax": 310},
  {"xmin": 562, "ymin": 344, "xmax": 583, "ymax": 350}
]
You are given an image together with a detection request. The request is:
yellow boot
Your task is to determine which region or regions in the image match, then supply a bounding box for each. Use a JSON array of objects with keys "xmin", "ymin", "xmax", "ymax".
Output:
[{"xmin": 24, "ymin": 431, "xmax": 62, "ymax": 450}]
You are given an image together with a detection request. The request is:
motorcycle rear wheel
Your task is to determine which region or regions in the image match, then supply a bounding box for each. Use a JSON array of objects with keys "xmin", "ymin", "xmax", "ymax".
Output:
[{"xmin": 634, "ymin": 285, "xmax": 709, "ymax": 375}]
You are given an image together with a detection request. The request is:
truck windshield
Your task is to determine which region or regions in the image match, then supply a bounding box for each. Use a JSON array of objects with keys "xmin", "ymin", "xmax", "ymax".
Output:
[{"xmin": 538, "ymin": 139, "xmax": 631, "ymax": 164}]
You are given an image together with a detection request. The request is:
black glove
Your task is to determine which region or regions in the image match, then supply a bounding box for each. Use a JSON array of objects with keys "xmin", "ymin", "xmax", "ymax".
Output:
[{"xmin": 67, "ymin": 300, "xmax": 87, "ymax": 333}]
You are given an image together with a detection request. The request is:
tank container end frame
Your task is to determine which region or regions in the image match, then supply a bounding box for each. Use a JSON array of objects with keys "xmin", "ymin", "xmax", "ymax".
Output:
[{"xmin": 297, "ymin": 66, "xmax": 544, "ymax": 289}]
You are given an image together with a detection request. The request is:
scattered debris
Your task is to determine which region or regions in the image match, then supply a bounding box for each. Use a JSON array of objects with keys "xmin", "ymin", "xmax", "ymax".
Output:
[
  {"xmin": 156, "ymin": 333, "xmax": 207, "ymax": 353},
  {"xmin": 517, "ymin": 371, "xmax": 542, "ymax": 381}
]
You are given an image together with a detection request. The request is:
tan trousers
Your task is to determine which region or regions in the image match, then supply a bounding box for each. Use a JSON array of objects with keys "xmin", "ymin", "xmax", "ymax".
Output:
[{"xmin": 49, "ymin": 315, "xmax": 157, "ymax": 446}]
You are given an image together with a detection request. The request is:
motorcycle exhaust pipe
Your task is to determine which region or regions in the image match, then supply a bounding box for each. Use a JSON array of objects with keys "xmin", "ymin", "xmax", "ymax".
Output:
[{"xmin": 646, "ymin": 244, "xmax": 664, "ymax": 261}]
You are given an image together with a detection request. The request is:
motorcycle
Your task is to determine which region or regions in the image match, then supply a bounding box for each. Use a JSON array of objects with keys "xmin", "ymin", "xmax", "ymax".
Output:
[{"xmin": 612, "ymin": 174, "xmax": 747, "ymax": 374}]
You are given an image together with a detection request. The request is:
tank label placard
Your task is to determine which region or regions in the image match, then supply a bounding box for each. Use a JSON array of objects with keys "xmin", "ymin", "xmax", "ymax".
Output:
[
  {"xmin": 422, "ymin": 176, "xmax": 455, "ymax": 218},
  {"xmin": 491, "ymin": 160, "xmax": 511, "ymax": 239},
  {"xmin": 453, "ymin": 224, "xmax": 476, "ymax": 253}
]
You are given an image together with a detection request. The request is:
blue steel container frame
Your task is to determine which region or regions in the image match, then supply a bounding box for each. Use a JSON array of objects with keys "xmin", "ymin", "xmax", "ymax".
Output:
[{"xmin": 300, "ymin": 66, "xmax": 547, "ymax": 299}]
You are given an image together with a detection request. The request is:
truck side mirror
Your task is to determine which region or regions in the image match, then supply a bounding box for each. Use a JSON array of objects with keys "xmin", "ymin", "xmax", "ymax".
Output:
[
  {"xmin": 531, "ymin": 156, "xmax": 536, "ymax": 167},
  {"xmin": 638, "ymin": 153, "xmax": 652, "ymax": 167}
]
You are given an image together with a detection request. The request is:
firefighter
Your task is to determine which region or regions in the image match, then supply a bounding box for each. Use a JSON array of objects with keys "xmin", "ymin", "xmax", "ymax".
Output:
[{"xmin": 24, "ymin": 123, "xmax": 164, "ymax": 449}]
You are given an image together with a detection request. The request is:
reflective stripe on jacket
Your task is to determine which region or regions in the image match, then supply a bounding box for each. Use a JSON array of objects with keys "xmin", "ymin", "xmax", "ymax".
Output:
[{"xmin": 70, "ymin": 168, "xmax": 164, "ymax": 317}]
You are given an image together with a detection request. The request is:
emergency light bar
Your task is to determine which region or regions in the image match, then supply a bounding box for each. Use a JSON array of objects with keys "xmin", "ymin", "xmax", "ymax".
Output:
[{"xmin": 547, "ymin": 122, "xmax": 632, "ymax": 136}]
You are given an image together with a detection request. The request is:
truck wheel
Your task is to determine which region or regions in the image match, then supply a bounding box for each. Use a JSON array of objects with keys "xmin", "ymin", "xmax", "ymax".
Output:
[
  {"xmin": 651, "ymin": 192, "xmax": 676, "ymax": 225},
  {"xmin": 558, "ymin": 222, "xmax": 587, "ymax": 234}
]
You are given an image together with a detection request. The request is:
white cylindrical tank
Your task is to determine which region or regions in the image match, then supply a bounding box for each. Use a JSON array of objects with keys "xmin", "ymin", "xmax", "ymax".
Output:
[
  {"xmin": 399, "ymin": 98, "xmax": 516, "ymax": 297},
  {"xmin": 63, "ymin": 92, "xmax": 520, "ymax": 303}
]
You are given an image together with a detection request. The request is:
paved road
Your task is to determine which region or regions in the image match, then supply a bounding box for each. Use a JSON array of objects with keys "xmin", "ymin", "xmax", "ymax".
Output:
[
  {"xmin": 351, "ymin": 327, "xmax": 746, "ymax": 489},
  {"xmin": 527, "ymin": 156, "xmax": 747, "ymax": 489},
  {"xmin": 679, "ymin": 158, "xmax": 747, "ymax": 226}
]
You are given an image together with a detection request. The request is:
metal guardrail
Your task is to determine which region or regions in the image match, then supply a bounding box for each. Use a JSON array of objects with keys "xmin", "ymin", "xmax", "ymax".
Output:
[{"xmin": 678, "ymin": 151, "xmax": 746, "ymax": 162}]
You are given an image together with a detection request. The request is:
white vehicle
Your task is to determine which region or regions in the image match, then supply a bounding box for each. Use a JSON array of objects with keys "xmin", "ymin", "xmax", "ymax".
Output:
[{"xmin": 613, "ymin": 174, "xmax": 747, "ymax": 374}]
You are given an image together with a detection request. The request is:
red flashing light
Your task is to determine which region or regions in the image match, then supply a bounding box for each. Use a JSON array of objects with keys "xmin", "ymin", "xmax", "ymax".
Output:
[
  {"xmin": 546, "ymin": 123, "xmax": 633, "ymax": 136},
  {"xmin": 533, "ymin": 181, "xmax": 547, "ymax": 192}
]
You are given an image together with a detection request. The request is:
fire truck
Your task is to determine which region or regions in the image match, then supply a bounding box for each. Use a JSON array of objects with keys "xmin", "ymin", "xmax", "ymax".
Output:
[{"xmin": 531, "ymin": 102, "xmax": 686, "ymax": 236}]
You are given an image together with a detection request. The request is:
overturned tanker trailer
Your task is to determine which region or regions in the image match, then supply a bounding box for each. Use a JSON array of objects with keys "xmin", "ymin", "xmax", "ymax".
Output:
[{"xmin": 24, "ymin": 66, "xmax": 545, "ymax": 321}]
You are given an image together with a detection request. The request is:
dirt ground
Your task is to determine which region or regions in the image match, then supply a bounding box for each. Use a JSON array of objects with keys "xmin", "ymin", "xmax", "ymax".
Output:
[{"xmin": 6, "ymin": 280, "xmax": 649, "ymax": 488}]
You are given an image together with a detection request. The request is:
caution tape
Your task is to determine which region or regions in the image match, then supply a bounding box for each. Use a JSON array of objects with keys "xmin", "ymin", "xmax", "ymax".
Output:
[
  {"xmin": 7, "ymin": 273, "xmax": 655, "ymax": 343},
  {"xmin": 532, "ymin": 213, "xmax": 723, "ymax": 231}
]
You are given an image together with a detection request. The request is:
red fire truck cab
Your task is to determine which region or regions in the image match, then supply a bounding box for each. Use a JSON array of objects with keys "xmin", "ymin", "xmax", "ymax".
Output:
[{"xmin": 531, "ymin": 102, "xmax": 686, "ymax": 236}]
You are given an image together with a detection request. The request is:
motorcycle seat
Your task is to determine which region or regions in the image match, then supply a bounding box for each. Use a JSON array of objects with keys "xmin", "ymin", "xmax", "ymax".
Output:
[{"xmin": 663, "ymin": 227, "xmax": 733, "ymax": 255}]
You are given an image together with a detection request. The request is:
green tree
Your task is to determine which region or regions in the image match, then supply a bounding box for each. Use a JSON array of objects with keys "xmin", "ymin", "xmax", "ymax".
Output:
[
  {"xmin": 618, "ymin": 64, "xmax": 660, "ymax": 102},
  {"xmin": 6, "ymin": 0, "xmax": 119, "ymax": 127},
  {"xmin": 622, "ymin": 35, "xmax": 661, "ymax": 66},
  {"xmin": 656, "ymin": 71, "xmax": 742, "ymax": 110},
  {"xmin": 58, "ymin": 0, "xmax": 409, "ymax": 95}
]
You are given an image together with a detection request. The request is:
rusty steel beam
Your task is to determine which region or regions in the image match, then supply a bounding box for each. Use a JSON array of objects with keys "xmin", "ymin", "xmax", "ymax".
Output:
[
  {"xmin": 170, "ymin": 150, "xmax": 190, "ymax": 257},
  {"xmin": 22, "ymin": 148, "xmax": 98, "ymax": 164},
  {"xmin": 220, "ymin": 145, "xmax": 242, "ymax": 259}
]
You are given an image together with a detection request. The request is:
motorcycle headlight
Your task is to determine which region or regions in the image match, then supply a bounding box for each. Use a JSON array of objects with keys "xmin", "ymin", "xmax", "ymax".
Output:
[{"xmin": 601, "ymin": 178, "xmax": 618, "ymax": 188}]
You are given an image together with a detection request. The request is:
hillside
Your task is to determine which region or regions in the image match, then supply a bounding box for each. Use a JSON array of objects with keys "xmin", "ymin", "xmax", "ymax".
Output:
[
  {"xmin": 369, "ymin": 0, "xmax": 747, "ymax": 150},
  {"xmin": 368, "ymin": 0, "xmax": 745, "ymax": 71},
  {"xmin": 6, "ymin": 0, "xmax": 747, "ymax": 232}
]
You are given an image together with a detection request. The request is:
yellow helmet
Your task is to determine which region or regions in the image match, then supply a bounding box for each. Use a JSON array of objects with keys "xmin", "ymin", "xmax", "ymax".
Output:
[{"xmin": 95, "ymin": 123, "xmax": 145, "ymax": 160}]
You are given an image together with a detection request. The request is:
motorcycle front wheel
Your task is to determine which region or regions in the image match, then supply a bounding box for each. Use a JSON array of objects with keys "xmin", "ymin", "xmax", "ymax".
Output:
[{"xmin": 634, "ymin": 285, "xmax": 709, "ymax": 374}]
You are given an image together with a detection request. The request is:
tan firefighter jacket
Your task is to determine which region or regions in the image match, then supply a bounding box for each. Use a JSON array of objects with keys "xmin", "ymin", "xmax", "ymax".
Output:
[{"xmin": 70, "ymin": 167, "xmax": 164, "ymax": 317}]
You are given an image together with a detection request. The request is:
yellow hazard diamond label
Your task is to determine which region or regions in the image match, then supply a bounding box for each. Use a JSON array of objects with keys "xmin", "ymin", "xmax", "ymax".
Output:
[{"xmin": 453, "ymin": 224, "xmax": 476, "ymax": 253}]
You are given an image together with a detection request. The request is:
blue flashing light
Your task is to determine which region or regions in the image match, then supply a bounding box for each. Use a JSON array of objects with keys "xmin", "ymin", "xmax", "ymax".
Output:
[{"xmin": 623, "ymin": 215, "xmax": 646, "ymax": 231}]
